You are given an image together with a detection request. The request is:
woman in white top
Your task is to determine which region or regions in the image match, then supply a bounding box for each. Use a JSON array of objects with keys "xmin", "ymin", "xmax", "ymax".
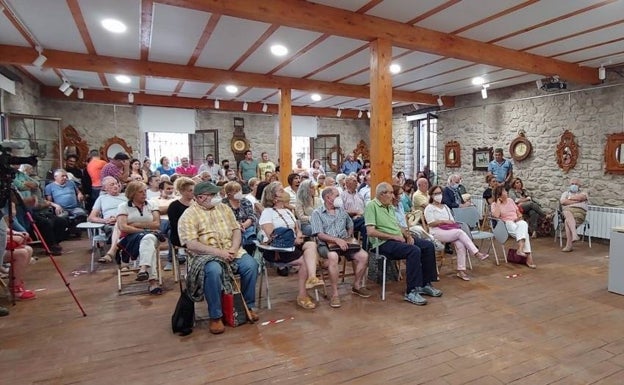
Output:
[
  {"xmin": 117, "ymin": 181, "xmax": 162, "ymax": 294},
  {"xmin": 307, "ymin": 159, "xmax": 325, "ymax": 181},
  {"xmin": 424, "ymin": 185, "xmax": 489, "ymax": 281},
  {"xmin": 259, "ymin": 181, "xmax": 322, "ymax": 310}
]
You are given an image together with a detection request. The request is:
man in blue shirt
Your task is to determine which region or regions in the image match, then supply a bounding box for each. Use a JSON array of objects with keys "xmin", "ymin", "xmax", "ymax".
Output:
[
  {"xmin": 44, "ymin": 169, "xmax": 87, "ymax": 219},
  {"xmin": 487, "ymin": 148, "xmax": 513, "ymax": 187},
  {"xmin": 340, "ymin": 153, "xmax": 361, "ymax": 175}
]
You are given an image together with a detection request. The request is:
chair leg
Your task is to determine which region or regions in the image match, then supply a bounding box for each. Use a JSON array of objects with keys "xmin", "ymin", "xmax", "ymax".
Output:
[
  {"xmin": 172, "ymin": 247, "xmax": 179, "ymax": 283},
  {"xmin": 381, "ymin": 256, "xmax": 387, "ymax": 301}
]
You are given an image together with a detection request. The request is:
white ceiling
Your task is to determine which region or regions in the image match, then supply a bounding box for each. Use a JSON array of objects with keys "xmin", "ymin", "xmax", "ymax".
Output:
[{"xmin": 1, "ymin": 0, "xmax": 623, "ymax": 112}]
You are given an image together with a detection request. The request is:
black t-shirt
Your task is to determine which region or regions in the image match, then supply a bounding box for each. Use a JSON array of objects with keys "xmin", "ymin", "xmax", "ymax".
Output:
[
  {"xmin": 483, "ymin": 187, "xmax": 493, "ymax": 202},
  {"xmin": 167, "ymin": 200, "xmax": 191, "ymax": 247}
]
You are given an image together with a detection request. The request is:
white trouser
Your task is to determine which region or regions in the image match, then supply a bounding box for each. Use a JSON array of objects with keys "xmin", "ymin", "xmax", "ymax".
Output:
[
  {"xmin": 504, "ymin": 220, "xmax": 531, "ymax": 253},
  {"xmin": 138, "ymin": 234, "xmax": 159, "ymax": 280}
]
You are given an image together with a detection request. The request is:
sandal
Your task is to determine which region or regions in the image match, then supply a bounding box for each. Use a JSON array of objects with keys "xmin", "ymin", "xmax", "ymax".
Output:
[
  {"xmin": 475, "ymin": 252, "xmax": 489, "ymax": 261},
  {"xmin": 526, "ymin": 263, "xmax": 537, "ymax": 269},
  {"xmin": 296, "ymin": 296, "xmax": 316, "ymax": 309},
  {"xmin": 305, "ymin": 277, "xmax": 324, "ymax": 289},
  {"xmin": 149, "ymin": 286, "xmax": 163, "ymax": 295},
  {"xmin": 456, "ymin": 271, "xmax": 471, "ymax": 281},
  {"xmin": 136, "ymin": 270, "xmax": 149, "ymax": 281},
  {"xmin": 98, "ymin": 254, "xmax": 113, "ymax": 264}
]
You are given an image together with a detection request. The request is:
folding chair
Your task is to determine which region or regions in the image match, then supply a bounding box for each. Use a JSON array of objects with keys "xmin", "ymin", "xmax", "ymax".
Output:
[
  {"xmin": 490, "ymin": 218, "xmax": 510, "ymax": 263},
  {"xmin": 116, "ymin": 240, "xmax": 163, "ymax": 294},
  {"xmin": 453, "ymin": 206, "xmax": 499, "ymax": 265}
]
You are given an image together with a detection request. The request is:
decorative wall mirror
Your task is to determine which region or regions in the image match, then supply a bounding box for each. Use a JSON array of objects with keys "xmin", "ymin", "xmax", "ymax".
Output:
[
  {"xmin": 59, "ymin": 125, "xmax": 89, "ymax": 168},
  {"xmin": 556, "ymin": 130, "xmax": 578, "ymax": 173},
  {"xmin": 604, "ymin": 132, "xmax": 624, "ymax": 174},
  {"xmin": 101, "ymin": 136, "xmax": 133, "ymax": 161},
  {"xmin": 352, "ymin": 139, "xmax": 369, "ymax": 163},
  {"xmin": 445, "ymin": 140, "xmax": 461, "ymax": 168}
]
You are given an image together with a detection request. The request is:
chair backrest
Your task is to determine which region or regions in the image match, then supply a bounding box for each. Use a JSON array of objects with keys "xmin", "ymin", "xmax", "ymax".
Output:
[
  {"xmin": 491, "ymin": 218, "xmax": 509, "ymax": 244},
  {"xmin": 452, "ymin": 206, "xmax": 481, "ymax": 229}
]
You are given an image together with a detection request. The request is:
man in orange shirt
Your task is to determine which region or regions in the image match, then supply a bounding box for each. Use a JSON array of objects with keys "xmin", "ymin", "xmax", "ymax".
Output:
[{"xmin": 86, "ymin": 149, "xmax": 107, "ymax": 210}]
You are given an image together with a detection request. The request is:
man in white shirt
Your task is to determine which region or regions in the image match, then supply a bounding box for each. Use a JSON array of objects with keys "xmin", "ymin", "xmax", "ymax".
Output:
[{"xmin": 198, "ymin": 154, "xmax": 221, "ymax": 182}]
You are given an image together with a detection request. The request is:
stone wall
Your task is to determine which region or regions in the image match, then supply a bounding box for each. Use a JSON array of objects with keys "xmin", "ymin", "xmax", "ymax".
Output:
[{"xmin": 428, "ymin": 76, "xmax": 624, "ymax": 207}]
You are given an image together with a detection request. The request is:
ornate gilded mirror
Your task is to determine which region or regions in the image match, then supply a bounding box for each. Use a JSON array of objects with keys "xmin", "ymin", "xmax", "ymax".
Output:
[
  {"xmin": 100, "ymin": 136, "xmax": 133, "ymax": 161},
  {"xmin": 556, "ymin": 130, "xmax": 578, "ymax": 173},
  {"xmin": 604, "ymin": 132, "xmax": 624, "ymax": 174},
  {"xmin": 58, "ymin": 125, "xmax": 89, "ymax": 168},
  {"xmin": 445, "ymin": 140, "xmax": 461, "ymax": 168}
]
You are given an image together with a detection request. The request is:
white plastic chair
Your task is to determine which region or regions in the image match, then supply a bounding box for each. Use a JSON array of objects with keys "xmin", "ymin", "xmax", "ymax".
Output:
[
  {"xmin": 76, "ymin": 222, "xmax": 108, "ymax": 272},
  {"xmin": 490, "ymin": 218, "xmax": 510, "ymax": 263},
  {"xmin": 555, "ymin": 204, "xmax": 591, "ymax": 248},
  {"xmin": 452, "ymin": 206, "xmax": 499, "ymax": 265}
]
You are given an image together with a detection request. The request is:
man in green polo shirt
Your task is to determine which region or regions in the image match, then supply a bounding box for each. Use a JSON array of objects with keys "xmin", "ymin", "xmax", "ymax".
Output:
[
  {"xmin": 238, "ymin": 150, "xmax": 259, "ymax": 183},
  {"xmin": 364, "ymin": 182, "xmax": 442, "ymax": 306}
]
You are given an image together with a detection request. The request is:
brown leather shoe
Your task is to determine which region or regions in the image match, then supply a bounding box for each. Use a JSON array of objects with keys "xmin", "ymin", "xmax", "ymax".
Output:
[
  {"xmin": 209, "ymin": 318, "xmax": 225, "ymax": 334},
  {"xmin": 249, "ymin": 310, "xmax": 260, "ymax": 322}
]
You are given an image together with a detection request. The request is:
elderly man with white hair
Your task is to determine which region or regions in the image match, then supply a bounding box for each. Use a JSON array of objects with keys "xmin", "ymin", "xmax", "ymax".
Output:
[{"xmin": 560, "ymin": 177, "xmax": 589, "ymax": 252}]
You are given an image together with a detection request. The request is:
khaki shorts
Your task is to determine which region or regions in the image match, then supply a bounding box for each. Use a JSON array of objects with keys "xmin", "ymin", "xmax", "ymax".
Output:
[{"xmin": 564, "ymin": 206, "xmax": 587, "ymax": 227}]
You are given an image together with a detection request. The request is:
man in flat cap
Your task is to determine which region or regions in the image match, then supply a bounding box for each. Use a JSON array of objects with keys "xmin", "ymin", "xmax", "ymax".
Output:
[
  {"xmin": 101, "ymin": 152, "xmax": 130, "ymax": 185},
  {"xmin": 178, "ymin": 181, "xmax": 259, "ymax": 335}
]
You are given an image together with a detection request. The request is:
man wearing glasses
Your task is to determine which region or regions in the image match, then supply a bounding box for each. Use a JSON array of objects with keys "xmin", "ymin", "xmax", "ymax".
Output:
[
  {"xmin": 364, "ymin": 182, "xmax": 442, "ymax": 306},
  {"xmin": 178, "ymin": 181, "xmax": 258, "ymax": 334}
]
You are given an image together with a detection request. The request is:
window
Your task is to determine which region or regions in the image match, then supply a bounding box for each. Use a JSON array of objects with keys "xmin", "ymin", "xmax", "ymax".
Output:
[
  {"xmin": 311, "ymin": 134, "xmax": 341, "ymax": 173},
  {"xmin": 292, "ymin": 136, "xmax": 310, "ymax": 169},
  {"xmin": 145, "ymin": 132, "xmax": 189, "ymax": 169},
  {"xmin": 414, "ymin": 114, "xmax": 438, "ymax": 184},
  {"xmin": 190, "ymin": 130, "xmax": 219, "ymax": 167}
]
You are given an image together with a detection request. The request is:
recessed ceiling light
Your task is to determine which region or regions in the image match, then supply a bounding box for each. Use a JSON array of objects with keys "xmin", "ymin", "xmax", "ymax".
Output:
[
  {"xmin": 310, "ymin": 93, "xmax": 322, "ymax": 102},
  {"xmin": 471, "ymin": 76, "xmax": 485, "ymax": 86},
  {"xmin": 101, "ymin": 18, "xmax": 127, "ymax": 33},
  {"xmin": 225, "ymin": 85, "xmax": 238, "ymax": 93},
  {"xmin": 389, "ymin": 64, "xmax": 401, "ymax": 74},
  {"xmin": 115, "ymin": 75, "xmax": 131, "ymax": 84},
  {"xmin": 270, "ymin": 44, "xmax": 288, "ymax": 57}
]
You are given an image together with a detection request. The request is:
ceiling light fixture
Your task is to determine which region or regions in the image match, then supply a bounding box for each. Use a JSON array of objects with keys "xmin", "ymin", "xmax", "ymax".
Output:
[
  {"xmin": 128, "ymin": 92, "xmax": 134, "ymax": 103},
  {"xmin": 225, "ymin": 85, "xmax": 238, "ymax": 94},
  {"xmin": 270, "ymin": 44, "xmax": 288, "ymax": 56},
  {"xmin": 214, "ymin": 99, "xmax": 220, "ymax": 109},
  {"xmin": 115, "ymin": 75, "xmax": 131, "ymax": 84},
  {"xmin": 242, "ymin": 101, "xmax": 248, "ymax": 111},
  {"xmin": 599, "ymin": 65, "xmax": 606, "ymax": 80},
  {"xmin": 59, "ymin": 80, "xmax": 71, "ymax": 93},
  {"xmin": 481, "ymin": 84, "xmax": 489, "ymax": 99},
  {"xmin": 336, "ymin": 108, "xmax": 342, "ymax": 117},
  {"xmin": 389, "ymin": 63, "xmax": 401, "ymax": 74},
  {"xmin": 437, "ymin": 96, "xmax": 444, "ymax": 107},
  {"xmin": 64, "ymin": 87, "xmax": 74, "ymax": 97},
  {"xmin": 262, "ymin": 103, "xmax": 268, "ymax": 112},
  {"xmin": 77, "ymin": 88, "xmax": 84, "ymax": 100},
  {"xmin": 357, "ymin": 110, "xmax": 362, "ymax": 118},
  {"xmin": 311, "ymin": 93, "xmax": 322, "ymax": 102},
  {"xmin": 32, "ymin": 46, "xmax": 46, "ymax": 67},
  {"xmin": 101, "ymin": 18, "xmax": 127, "ymax": 33},
  {"xmin": 472, "ymin": 76, "xmax": 485, "ymax": 86}
]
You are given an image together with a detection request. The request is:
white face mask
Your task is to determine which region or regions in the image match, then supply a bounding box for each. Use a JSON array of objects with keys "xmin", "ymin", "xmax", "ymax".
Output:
[
  {"xmin": 232, "ymin": 192, "xmax": 244, "ymax": 200},
  {"xmin": 333, "ymin": 196, "xmax": 343, "ymax": 208},
  {"xmin": 433, "ymin": 194, "xmax": 443, "ymax": 203},
  {"xmin": 211, "ymin": 196, "xmax": 222, "ymax": 205}
]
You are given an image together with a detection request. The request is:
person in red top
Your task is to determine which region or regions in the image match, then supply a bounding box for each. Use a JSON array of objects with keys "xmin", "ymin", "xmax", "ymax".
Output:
[
  {"xmin": 86, "ymin": 149, "xmax": 107, "ymax": 205},
  {"xmin": 175, "ymin": 157, "xmax": 198, "ymax": 177}
]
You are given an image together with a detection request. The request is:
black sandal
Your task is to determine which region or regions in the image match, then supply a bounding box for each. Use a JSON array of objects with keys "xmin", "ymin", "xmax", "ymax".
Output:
[
  {"xmin": 149, "ymin": 286, "xmax": 163, "ymax": 295},
  {"xmin": 136, "ymin": 271, "xmax": 149, "ymax": 281}
]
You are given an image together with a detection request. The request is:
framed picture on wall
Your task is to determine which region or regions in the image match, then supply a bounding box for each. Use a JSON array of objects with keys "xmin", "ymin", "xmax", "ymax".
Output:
[
  {"xmin": 444, "ymin": 140, "xmax": 461, "ymax": 168},
  {"xmin": 473, "ymin": 147, "xmax": 493, "ymax": 171}
]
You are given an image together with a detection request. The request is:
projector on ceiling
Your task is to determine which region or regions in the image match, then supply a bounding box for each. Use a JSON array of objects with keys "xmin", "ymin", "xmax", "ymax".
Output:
[{"xmin": 537, "ymin": 76, "xmax": 567, "ymax": 92}]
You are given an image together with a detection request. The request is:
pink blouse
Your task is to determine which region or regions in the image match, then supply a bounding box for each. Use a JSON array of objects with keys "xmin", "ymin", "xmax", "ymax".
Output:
[{"xmin": 491, "ymin": 198, "xmax": 519, "ymax": 222}]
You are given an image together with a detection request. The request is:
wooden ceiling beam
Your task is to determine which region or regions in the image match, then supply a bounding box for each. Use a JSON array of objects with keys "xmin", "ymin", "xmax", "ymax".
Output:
[
  {"xmin": 0, "ymin": 44, "xmax": 446, "ymax": 106},
  {"xmin": 163, "ymin": 0, "xmax": 599, "ymax": 85},
  {"xmin": 40, "ymin": 86, "xmax": 370, "ymax": 119}
]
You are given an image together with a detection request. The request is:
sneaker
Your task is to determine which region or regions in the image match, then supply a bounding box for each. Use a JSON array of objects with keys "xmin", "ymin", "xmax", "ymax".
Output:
[
  {"xmin": 12, "ymin": 286, "xmax": 36, "ymax": 300},
  {"xmin": 404, "ymin": 289, "xmax": 427, "ymax": 305},
  {"xmin": 209, "ymin": 318, "xmax": 225, "ymax": 334},
  {"xmin": 419, "ymin": 285, "xmax": 443, "ymax": 297},
  {"xmin": 276, "ymin": 266, "xmax": 289, "ymax": 277},
  {"xmin": 163, "ymin": 262, "xmax": 173, "ymax": 271},
  {"xmin": 0, "ymin": 306, "xmax": 8, "ymax": 317},
  {"xmin": 329, "ymin": 295, "xmax": 341, "ymax": 308},
  {"xmin": 351, "ymin": 286, "xmax": 372, "ymax": 298}
]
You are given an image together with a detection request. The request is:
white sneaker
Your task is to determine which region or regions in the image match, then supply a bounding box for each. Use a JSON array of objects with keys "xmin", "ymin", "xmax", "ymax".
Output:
[{"xmin": 163, "ymin": 262, "xmax": 173, "ymax": 271}]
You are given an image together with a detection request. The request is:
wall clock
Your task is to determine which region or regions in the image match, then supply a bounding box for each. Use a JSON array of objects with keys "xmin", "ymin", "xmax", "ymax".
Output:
[
  {"xmin": 231, "ymin": 137, "xmax": 249, "ymax": 153},
  {"xmin": 509, "ymin": 133, "xmax": 532, "ymax": 161}
]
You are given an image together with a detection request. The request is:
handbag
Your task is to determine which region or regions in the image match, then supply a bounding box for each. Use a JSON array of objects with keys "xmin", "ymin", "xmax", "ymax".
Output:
[
  {"xmin": 438, "ymin": 222, "xmax": 461, "ymax": 230},
  {"xmin": 327, "ymin": 238, "xmax": 361, "ymax": 252},
  {"xmin": 269, "ymin": 227, "xmax": 296, "ymax": 248},
  {"xmin": 221, "ymin": 291, "xmax": 247, "ymax": 327},
  {"xmin": 171, "ymin": 289, "xmax": 195, "ymax": 336},
  {"xmin": 507, "ymin": 248, "xmax": 527, "ymax": 264}
]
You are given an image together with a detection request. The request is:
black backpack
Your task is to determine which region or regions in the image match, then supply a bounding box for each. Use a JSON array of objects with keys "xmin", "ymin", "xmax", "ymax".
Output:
[{"xmin": 172, "ymin": 284, "xmax": 195, "ymax": 336}]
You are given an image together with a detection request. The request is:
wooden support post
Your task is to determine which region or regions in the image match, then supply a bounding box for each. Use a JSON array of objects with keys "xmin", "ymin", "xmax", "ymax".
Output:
[
  {"xmin": 369, "ymin": 38, "xmax": 393, "ymax": 192},
  {"xmin": 278, "ymin": 88, "xmax": 293, "ymax": 185}
]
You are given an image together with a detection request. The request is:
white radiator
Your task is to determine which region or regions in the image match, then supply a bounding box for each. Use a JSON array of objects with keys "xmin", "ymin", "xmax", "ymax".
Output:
[{"xmin": 586, "ymin": 205, "xmax": 624, "ymax": 240}]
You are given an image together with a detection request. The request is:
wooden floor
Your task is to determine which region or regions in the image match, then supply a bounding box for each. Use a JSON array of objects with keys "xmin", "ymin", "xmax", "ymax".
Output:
[{"xmin": 1, "ymin": 235, "xmax": 624, "ymax": 385}]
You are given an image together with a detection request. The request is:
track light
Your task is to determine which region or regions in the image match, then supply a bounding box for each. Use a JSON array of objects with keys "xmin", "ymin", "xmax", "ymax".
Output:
[
  {"xmin": 336, "ymin": 108, "xmax": 341, "ymax": 117},
  {"xmin": 262, "ymin": 103, "xmax": 268, "ymax": 112},
  {"xmin": 357, "ymin": 110, "xmax": 362, "ymax": 118},
  {"xmin": 32, "ymin": 46, "xmax": 47, "ymax": 67},
  {"xmin": 128, "ymin": 92, "xmax": 134, "ymax": 103},
  {"xmin": 481, "ymin": 84, "xmax": 489, "ymax": 99},
  {"xmin": 536, "ymin": 79, "xmax": 543, "ymax": 89},
  {"xmin": 64, "ymin": 87, "xmax": 74, "ymax": 97},
  {"xmin": 214, "ymin": 99, "xmax": 220, "ymax": 109},
  {"xmin": 77, "ymin": 88, "xmax": 84, "ymax": 99},
  {"xmin": 599, "ymin": 66, "xmax": 606, "ymax": 80},
  {"xmin": 242, "ymin": 101, "xmax": 248, "ymax": 111},
  {"xmin": 59, "ymin": 80, "xmax": 71, "ymax": 93},
  {"xmin": 366, "ymin": 110, "xmax": 371, "ymax": 119},
  {"xmin": 437, "ymin": 96, "xmax": 444, "ymax": 107}
]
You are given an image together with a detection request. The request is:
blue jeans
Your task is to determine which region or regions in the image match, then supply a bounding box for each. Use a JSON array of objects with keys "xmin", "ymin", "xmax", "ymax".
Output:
[
  {"xmin": 203, "ymin": 253, "xmax": 258, "ymax": 319},
  {"xmin": 160, "ymin": 219, "xmax": 173, "ymax": 262},
  {"xmin": 378, "ymin": 238, "xmax": 436, "ymax": 293}
]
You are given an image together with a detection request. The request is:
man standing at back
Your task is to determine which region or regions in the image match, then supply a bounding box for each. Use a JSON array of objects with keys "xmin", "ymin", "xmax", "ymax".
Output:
[
  {"xmin": 487, "ymin": 148, "xmax": 513, "ymax": 188},
  {"xmin": 101, "ymin": 152, "xmax": 130, "ymax": 186},
  {"xmin": 198, "ymin": 154, "xmax": 221, "ymax": 182},
  {"xmin": 238, "ymin": 150, "xmax": 258, "ymax": 184},
  {"xmin": 257, "ymin": 152, "xmax": 276, "ymax": 179}
]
